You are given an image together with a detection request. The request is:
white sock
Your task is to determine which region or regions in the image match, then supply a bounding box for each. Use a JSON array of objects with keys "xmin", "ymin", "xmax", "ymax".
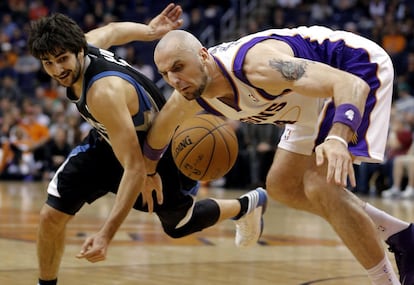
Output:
[
  {"xmin": 363, "ymin": 203, "xmax": 410, "ymax": 240},
  {"xmin": 367, "ymin": 254, "xmax": 400, "ymax": 285}
]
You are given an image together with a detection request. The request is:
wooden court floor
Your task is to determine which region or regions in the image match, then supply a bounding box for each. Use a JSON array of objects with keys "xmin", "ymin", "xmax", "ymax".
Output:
[{"xmin": 0, "ymin": 181, "xmax": 413, "ymax": 285}]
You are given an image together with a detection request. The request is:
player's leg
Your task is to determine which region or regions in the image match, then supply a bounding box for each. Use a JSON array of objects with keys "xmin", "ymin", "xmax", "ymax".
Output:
[
  {"xmin": 152, "ymin": 143, "xmax": 267, "ymax": 246},
  {"xmin": 382, "ymin": 156, "xmax": 405, "ymax": 198},
  {"xmin": 37, "ymin": 130, "xmax": 121, "ymax": 285},
  {"xmin": 266, "ymin": 148, "xmax": 400, "ymax": 284},
  {"xmin": 400, "ymin": 156, "xmax": 414, "ymax": 198},
  {"xmin": 155, "ymin": 188, "xmax": 267, "ymax": 246},
  {"xmin": 37, "ymin": 204, "xmax": 73, "ymax": 284}
]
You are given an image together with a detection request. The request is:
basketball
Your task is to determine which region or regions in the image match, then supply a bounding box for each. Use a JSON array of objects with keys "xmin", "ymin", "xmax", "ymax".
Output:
[{"xmin": 171, "ymin": 114, "xmax": 239, "ymax": 181}]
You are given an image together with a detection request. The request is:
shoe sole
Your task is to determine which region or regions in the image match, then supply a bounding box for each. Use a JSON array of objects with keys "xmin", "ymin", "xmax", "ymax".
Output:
[{"xmin": 236, "ymin": 206, "xmax": 263, "ymax": 248}]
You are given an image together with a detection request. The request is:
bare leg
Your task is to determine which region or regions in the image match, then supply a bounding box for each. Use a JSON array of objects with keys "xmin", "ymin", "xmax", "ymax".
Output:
[
  {"xmin": 266, "ymin": 149, "xmax": 396, "ymax": 275},
  {"xmin": 37, "ymin": 204, "xmax": 73, "ymax": 281},
  {"xmin": 392, "ymin": 156, "xmax": 405, "ymax": 188},
  {"xmin": 407, "ymin": 158, "xmax": 414, "ymax": 188},
  {"xmin": 212, "ymin": 199, "xmax": 241, "ymax": 221}
]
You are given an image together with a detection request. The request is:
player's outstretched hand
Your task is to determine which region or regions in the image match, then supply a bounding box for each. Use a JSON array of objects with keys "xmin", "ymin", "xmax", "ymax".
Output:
[
  {"xmin": 147, "ymin": 3, "xmax": 183, "ymax": 39},
  {"xmin": 76, "ymin": 233, "xmax": 109, "ymax": 263},
  {"xmin": 315, "ymin": 139, "xmax": 355, "ymax": 188}
]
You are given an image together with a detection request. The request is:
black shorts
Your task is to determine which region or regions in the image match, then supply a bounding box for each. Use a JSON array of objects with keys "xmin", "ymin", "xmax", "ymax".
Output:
[{"xmin": 46, "ymin": 129, "xmax": 198, "ymax": 219}]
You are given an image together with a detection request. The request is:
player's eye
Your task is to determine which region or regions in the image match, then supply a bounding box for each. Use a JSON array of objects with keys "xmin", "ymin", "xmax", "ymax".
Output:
[{"xmin": 57, "ymin": 56, "xmax": 67, "ymax": 63}]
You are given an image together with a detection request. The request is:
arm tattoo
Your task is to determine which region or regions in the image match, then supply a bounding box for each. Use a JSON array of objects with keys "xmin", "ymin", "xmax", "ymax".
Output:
[{"xmin": 269, "ymin": 59, "xmax": 308, "ymax": 81}]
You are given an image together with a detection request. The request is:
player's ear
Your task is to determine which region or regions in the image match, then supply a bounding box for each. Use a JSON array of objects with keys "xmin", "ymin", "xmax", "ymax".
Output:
[
  {"xmin": 199, "ymin": 47, "xmax": 209, "ymax": 61},
  {"xmin": 78, "ymin": 49, "xmax": 85, "ymax": 59}
]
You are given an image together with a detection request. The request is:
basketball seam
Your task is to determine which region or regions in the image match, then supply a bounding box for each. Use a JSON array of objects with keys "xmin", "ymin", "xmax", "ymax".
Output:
[
  {"xmin": 179, "ymin": 130, "xmax": 217, "ymax": 180},
  {"xmin": 171, "ymin": 115, "xmax": 238, "ymax": 181}
]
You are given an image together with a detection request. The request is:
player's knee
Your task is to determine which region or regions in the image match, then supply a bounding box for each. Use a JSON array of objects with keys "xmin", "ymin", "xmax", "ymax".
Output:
[
  {"xmin": 303, "ymin": 170, "xmax": 327, "ymax": 201},
  {"xmin": 162, "ymin": 225, "xmax": 193, "ymax": 239},
  {"xmin": 160, "ymin": 199, "xmax": 220, "ymax": 238},
  {"xmin": 266, "ymin": 171, "xmax": 300, "ymax": 204},
  {"xmin": 39, "ymin": 205, "xmax": 72, "ymax": 233},
  {"xmin": 303, "ymin": 170, "xmax": 342, "ymax": 213}
]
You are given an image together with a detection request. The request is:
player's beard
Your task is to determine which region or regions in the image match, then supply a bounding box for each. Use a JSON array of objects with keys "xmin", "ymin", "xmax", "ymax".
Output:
[
  {"xmin": 70, "ymin": 56, "xmax": 82, "ymax": 85},
  {"xmin": 58, "ymin": 56, "xmax": 82, "ymax": 87},
  {"xmin": 183, "ymin": 72, "xmax": 208, "ymax": 101}
]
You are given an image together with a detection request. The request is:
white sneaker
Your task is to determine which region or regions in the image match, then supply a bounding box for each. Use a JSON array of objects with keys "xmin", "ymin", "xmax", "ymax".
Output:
[
  {"xmin": 234, "ymin": 187, "xmax": 268, "ymax": 247},
  {"xmin": 401, "ymin": 186, "xmax": 414, "ymax": 199},
  {"xmin": 381, "ymin": 187, "xmax": 401, "ymax": 198}
]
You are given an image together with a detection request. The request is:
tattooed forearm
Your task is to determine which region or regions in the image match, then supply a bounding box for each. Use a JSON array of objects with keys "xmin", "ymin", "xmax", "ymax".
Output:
[{"xmin": 269, "ymin": 59, "xmax": 308, "ymax": 81}]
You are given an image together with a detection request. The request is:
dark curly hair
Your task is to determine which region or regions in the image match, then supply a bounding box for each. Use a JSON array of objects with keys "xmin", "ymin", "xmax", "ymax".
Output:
[{"xmin": 28, "ymin": 13, "xmax": 88, "ymax": 59}]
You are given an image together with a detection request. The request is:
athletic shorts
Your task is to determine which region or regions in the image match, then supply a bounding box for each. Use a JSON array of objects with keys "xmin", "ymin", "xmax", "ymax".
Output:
[
  {"xmin": 46, "ymin": 129, "xmax": 198, "ymax": 218},
  {"xmin": 278, "ymin": 31, "xmax": 394, "ymax": 164}
]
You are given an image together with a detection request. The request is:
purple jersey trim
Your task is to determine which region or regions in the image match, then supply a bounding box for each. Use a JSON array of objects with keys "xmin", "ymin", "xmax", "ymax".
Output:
[
  {"xmin": 233, "ymin": 36, "xmax": 287, "ymax": 100},
  {"xmin": 195, "ymin": 56, "xmax": 242, "ymax": 115},
  {"xmin": 195, "ymin": 98, "xmax": 225, "ymax": 116},
  {"xmin": 233, "ymin": 33, "xmax": 380, "ymax": 157}
]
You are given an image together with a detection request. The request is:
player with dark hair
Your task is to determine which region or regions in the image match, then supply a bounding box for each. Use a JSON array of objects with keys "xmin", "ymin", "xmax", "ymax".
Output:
[
  {"xmin": 28, "ymin": 4, "xmax": 267, "ymax": 285},
  {"xmin": 143, "ymin": 27, "xmax": 414, "ymax": 284}
]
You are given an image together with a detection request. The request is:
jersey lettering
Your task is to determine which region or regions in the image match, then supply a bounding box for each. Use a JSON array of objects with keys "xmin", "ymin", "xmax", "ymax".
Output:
[
  {"xmin": 99, "ymin": 48, "xmax": 130, "ymax": 67},
  {"xmin": 209, "ymin": 40, "xmax": 241, "ymax": 54},
  {"xmin": 240, "ymin": 102, "xmax": 289, "ymax": 124}
]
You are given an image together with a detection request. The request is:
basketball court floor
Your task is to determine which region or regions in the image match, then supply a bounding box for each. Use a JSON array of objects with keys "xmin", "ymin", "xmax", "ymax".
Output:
[{"xmin": 0, "ymin": 181, "xmax": 412, "ymax": 285}]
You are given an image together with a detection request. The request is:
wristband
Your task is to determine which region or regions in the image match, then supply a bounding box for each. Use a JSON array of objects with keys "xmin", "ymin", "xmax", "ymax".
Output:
[
  {"xmin": 143, "ymin": 140, "xmax": 168, "ymax": 161},
  {"xmin": 325, "ymin": 135, "xmax": 348, "ymax": 148},
  {"xmin": 333, "ymin": 104, "xmax": 362, "ymax": 132}
]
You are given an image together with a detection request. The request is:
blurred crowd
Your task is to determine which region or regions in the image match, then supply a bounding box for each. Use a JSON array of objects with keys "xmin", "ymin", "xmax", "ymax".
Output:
[{"xmin": 1, "ymin": 0, "xmax": 414, "ymax": 199}]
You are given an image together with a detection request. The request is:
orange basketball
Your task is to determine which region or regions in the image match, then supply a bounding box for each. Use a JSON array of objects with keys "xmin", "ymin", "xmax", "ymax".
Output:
[{"xmin": 171, "ymin": 114, "xmax": 238, "ymax": 181}]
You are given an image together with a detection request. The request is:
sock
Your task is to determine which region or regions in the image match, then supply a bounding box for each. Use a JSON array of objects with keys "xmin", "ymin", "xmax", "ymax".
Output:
[
  {"xmin": 38, "ymin": 279, "xmax": 57, "ymax": 285},
  {"xmin": 364, "ymin": 203, "xmax": 410, "ymax": 240},
  {"xmin": 367, "ymin": 255, "xmax": 400, "ymax": 285},
  {"xmin": 232, "ymin": 197, "xmax": 248, "ymax": 220}
]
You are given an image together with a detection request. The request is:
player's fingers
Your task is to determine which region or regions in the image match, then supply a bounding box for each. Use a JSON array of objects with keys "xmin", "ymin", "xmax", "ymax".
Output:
[
  {"xmin": 86, "ymin": 253, "xmax": 106, "ymax": 263},
  {"xmin": 340, "ymin": 160, "xmax": 348, "ymax": 187},
  {"xmin": 326, "ymin": 159, "xmax": 335, "ymax": 184},
  {"xmin": 161, "ymin": 3, "xmax": 175, "ymax": 16},
  {"xmin": 315, "ymin": 146, "xmax": 325, "ymax": 166},
  {"xmin": 78, "ymin": 238, "xmax": 92, "ymax": 256},
  {"xmin": 164, "ymin": 3, "xmax": 181, "ymax": 20},
  {"xmin": 348, "ymin": 160, "xmax": 356, "ymax": 188},
  {"xmin": 156, "ymin": 187, "xmax": 163, "ymax": 205},
  {"xmin": 170, "ymin": 5, "xmax": 182, "ymax": 20},
  {"xmin": 333, "ymin": 159, "xmax": 343, "ymax": 185},
  {"xmin": 173, "ymin": 19, "xmax": 183, "ymax": 29},
  {"xmin": 146, "ymin": 193, "xmax": 154, "ymax": 213}
]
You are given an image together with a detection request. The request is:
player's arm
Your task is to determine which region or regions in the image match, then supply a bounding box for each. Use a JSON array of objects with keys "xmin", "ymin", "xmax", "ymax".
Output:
[
  {"xmin": 76, "ymin": 78, "xmax": 146, "ymax": 262},
  {"xmin": 85, "ymin": 3, "xmax": 183, "ymax": 49},
  {"xmin": 245, "ymin": 40, "xmax": 369, "ymax": 122},
  {"xmin": 245, "ymin": 40, "xmax": 370, "ymax": 186},
  {"xmin": 144, "ymin": 89, "xmax": 202, "ymax": 173}
]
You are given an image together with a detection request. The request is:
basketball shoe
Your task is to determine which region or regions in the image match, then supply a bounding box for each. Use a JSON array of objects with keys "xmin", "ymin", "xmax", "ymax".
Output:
[
  {"xmin": 381, "ymin": 186, "xmax": 401, "ymax": 198},
  {"xmin": 401, "ymin": 186, "xmax": 414, "ymax": 199},
  {"xmin": 386, "ymin": 223, "xmax": 414, "ymax": 285},
  {"xmin": 234, "ymin": 187, "xmax": 268, "ymax": 247}
]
